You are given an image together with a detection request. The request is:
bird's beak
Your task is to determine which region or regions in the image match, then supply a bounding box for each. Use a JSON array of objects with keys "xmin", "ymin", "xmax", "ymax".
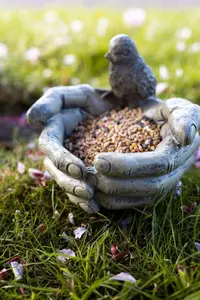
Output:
[{"xmin": 105, "ymin": 52, "xmax": 112, "ymax": 61}]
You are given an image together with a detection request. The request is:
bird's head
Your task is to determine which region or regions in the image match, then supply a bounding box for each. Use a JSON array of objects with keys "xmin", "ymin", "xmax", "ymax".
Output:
[{"xmin": 105, "ymin": 34, "xmax": 139, "ymax": 64}]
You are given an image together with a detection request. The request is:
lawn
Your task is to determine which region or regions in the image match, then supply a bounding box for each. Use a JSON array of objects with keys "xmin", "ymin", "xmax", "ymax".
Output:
[{"xmin": 0, "ymin": 8, "xmax": 200, "ymax": 300}]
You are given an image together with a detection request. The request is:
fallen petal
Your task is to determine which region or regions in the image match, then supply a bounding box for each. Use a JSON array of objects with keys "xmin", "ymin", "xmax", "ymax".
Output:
[
  {"xmin": 17, "ymin": 162, "xmax": 26, "ymax": 174},
  {"xmin": 38, "ymin": 223, "xmax": 46, "ymax": 232},
  {"xmin": 111, "ymin": 251, "xmax": 127, "ymax": 260},
  {"xmin": 181, "ymin": 202, "xmax": 197, "ymax": 214},
  {"xmin": 194, "ymin": 161, "xmax": 200, "ymax": 168},
  {"xmin": 194, "ymin": 147, "xmax": 200, "ymax": 161},
  {"xmin": 110, "ymin": 272, "xmax": 136, "ymax": 283},
  {"xmin": 10, "ymin": 261, "xmax": 23, "ymax": 280},
  {"xmin": 74, "ymin": 227, "xmax": 87, "ymax": 239},
  {"xmin": 0, "ymin": 268, "xmax": 7, "ymax": 280},
  {"xmin": 20, "ymin": 287, "xmax": 25, "ymax": 295},
  {"xmin": 8, "ymin": 256, "xmax": 20, "ymax": 264},
  {"xmin": 27, "ymin": 142, "xmax": 36, "ymax": 149},
  {"xmin": 57, "ymin": 248, "xmax": 75, "ymax": 263},
  {"xmin": 66, "ymin": 279, "xmax": 73, "ymax": 290},
  {"xmin": 68, "ymin": 212, "xmax": 75, "ymax": 225},
  {"xmin": 195, "ymin": 242, "xmax": 200, "ymax": 252},
  {"xmin": 111, "ymin": 244, "xmax": 117, "ymax": 256},
  {"xmin": 28, "ymin": 168, "xmax": 44, "ymax": 179},
  {"xmin": 43, "ymin": 170, "xmax": 52, "ymax": 180}
]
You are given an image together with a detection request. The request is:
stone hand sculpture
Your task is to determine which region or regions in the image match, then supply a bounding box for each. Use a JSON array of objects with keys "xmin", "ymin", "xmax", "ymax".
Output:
[
  {"xmin": 102, "ymin": 34, "xmax": 157, "ymax": 107},
  {"xmin": 27, "ymin": 84, "xmax": 200, "ymax": 214}
]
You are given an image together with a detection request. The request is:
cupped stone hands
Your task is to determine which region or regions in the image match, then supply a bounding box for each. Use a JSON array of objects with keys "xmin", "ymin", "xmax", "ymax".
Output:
[{"xmin": 26, "ymin": 84, "xmax": 200, "ymax": 213}]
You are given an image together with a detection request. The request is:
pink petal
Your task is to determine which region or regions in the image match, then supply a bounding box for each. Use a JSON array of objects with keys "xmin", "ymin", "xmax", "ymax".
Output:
[
  {"xmin": 111, "ymin": 244, "xmax": 117, "ymax": 256},
  {"xmin": 10, "ymin": 261, "xmax": 23, "ymax": 280},
  {"xmin": 194, "ymin": 147, "xmax": 200, "ymax": 160},
  {"xmin": 194, "ymin": 161, "xmax": 200, "ymax": 168},
  {"xmin": 74, "ymin": 227, "xmax": 87, "ymax": 239},
  {"xmin": 28, "ymin": 168, "xmax": 44, "ymax": 179},
  {"xmin": 57, "ymin": 248, "xmax": 75, "ymax": 263},
  {"xmin": 17, "ymin": 162, "xmax": 25, "ymax": 174},
  {"xmin": 0, "ymin": 268, "xmax": 7, "ymax": 280},
  {"xmin": 110, "ymin": 272, "xmax": 136, "ymax": 283}
]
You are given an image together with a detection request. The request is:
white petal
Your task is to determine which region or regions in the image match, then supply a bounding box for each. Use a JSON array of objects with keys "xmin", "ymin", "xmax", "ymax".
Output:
[
  {"xmin": 17, "ymin": 162, "xmax": 25, "ymax": 174},
  {"xmin": 44, "ymin": 11, "xmax": 58, "ymax": 23},
  {"xmin": 57, "ymin": 248, "xmax": 75, "ymax": 263},
  {"xmin": 27, "ymin": 142, "xmax": 36, "ymax": 149},
  {"xmin": 176, "ymin": 27, "xmax": 192, "ymax": 40},
  {"xmin": 175, "ymin": 68, "xmax": 183, "ymax": 78},
  {"xmin": 68, "ymin": 212, "xmax": 75, "ymax": 224},
  {"xmin": 25, "ymin": 47, "xmax": 41, "ymax": 63},
  {"xmin": 189, "ymin": 42, "xmax": 200, "ymax": 53},
  {"xmin": 195, "ymin": 242, "xmax": 200, "ymax": 252},
  {"xmin": 159, "ymin": 65, "xmax": 169, "ymax": 80},
  {"xmin": 74, "ymin": 227, "xmax": 87, "ymax": 239},
  {"xmin": 176, "ymin": 41, "xmax": 186, "ymax": 52},
  {"xmin": 156, "ymin": 82, "xmax": 168, "ymax": 95},
  {"xmin": 110, "ymin": 272, "xmax": 136, "ymax": 283},
  {"xmin": 96, "ymin": 17, "xmax": 109, "ymax": 36},
  {"xmin": 70, "ymin": 20, "xmax": 84, "ymax": 33},
  {"xmin": 123, "ymin": 8, "xmax": 146, "ymax": 27},
  {"xmin": 10, "ymin": 261, "xmax": 23, "ymax": 281},
  {"xmin": 43, "ymin": 68, "xmax": 52, "ymax": 78},
  {"xmin": 43, "ymin": 170, "xmax": 52, "ymax": 180},
  {"xmin": 0, "ymin": 43, "xmax": 8, "ymax": 58},
  {"xmin": 63, "ymin": 54, "xmax": 76, "ymax": 66}
]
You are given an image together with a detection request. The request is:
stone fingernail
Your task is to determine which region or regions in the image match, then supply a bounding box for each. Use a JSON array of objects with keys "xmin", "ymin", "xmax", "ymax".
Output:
[
  {"xmin": 74, "ymin": 186, "xmax": 92, "ymax": 199},
  {"xmin": 67, "ymin": 163, "xmax": 83, "ymax": 179},
  {"xmin": 79, "ymin": 200, "xmax": 99, "ymax": 214},
  {"xmin": 94, "ymin": 158, "xmax": 111, "ymax": 174},
  {"xmin": 186, "ymin": 124, "xmax": 197, "ymax": 145}
]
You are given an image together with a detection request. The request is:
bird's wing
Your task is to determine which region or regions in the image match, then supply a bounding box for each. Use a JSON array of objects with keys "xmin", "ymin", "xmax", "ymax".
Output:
[{"xmin": 136, "ymin": 67, "xmax": 157, "ymax": 99}]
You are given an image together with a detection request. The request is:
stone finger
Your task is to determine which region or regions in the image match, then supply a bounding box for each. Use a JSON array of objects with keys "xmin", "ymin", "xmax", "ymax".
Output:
[{"xmin": 44, "ymin": 157, "xmax": 94, "ymax": 200}]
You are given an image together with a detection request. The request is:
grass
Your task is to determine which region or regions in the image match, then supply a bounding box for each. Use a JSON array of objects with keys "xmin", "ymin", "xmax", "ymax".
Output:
[
  {"xmin": 0, "ymin": 144, "xmax": 200, "ymax": 299},
  {"xmin": 0, "ymin": 7, "xmax": 200, "ymax": 300}
]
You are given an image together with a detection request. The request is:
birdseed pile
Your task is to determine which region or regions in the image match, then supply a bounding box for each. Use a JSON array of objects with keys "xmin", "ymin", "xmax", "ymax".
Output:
[{"xmin": 64, "ymin": 107, "xmax": 161, "ymax": 166}]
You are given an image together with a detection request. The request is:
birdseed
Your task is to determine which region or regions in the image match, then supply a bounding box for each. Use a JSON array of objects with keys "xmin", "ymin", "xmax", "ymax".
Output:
[{"xmin": 64, "ymin": 107, "xmax": 161, "ymax": 166}]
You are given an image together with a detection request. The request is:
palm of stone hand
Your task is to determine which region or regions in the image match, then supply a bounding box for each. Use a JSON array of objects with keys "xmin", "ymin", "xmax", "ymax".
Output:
[{"xmin": 27, "ymin": 84, "xmax": 200, "ymax": 213}]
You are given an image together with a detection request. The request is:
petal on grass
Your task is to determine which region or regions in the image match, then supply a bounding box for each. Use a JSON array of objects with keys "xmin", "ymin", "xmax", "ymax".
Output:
[
  {"xmin": 0, "ymin": 268, "xmax": 7, "ymax": 280},
  {"xmin": 181, "ymin": 202, "xmax": 197, "ymax": 214},
  {"xmin": 195, "ymin": 242, "xmax": 200, "ymax": 252},
  {"xmin": 10, "ymin": 261, "xmax": 23, "ymax": 280},
  {"xmin": 110, "ymin": 272, "xmax": 136, "ymax": 283},
  {"xmin": 17, "ymin": 162, "xmax": 25, "ymax": 174},
  {"xmin": 74, "ymin": 227, "xmax": 87, "ymax": 239},
  {"xmin": 68, "ymin": 212, "xmax": 75, "ymax": 225},
  {"xmin": 43, "ymin": 170, "xmax": 52, "ymax": 180},
  {"xmin": 111, "ymin": 244, "xmax": 117, "ymax": 256},
  {"xmin": 28, "ymin": 168, "xmax": 44, "ymax": 179},
  {"xmin": 57, "ymin": 249, "xmax": 75, "ymax": 263}
]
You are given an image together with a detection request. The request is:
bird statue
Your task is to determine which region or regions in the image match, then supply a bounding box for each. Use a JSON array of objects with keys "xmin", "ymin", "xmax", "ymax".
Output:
[{"xmin": 101, "ymin": 34, "xmax": 157, "ymax": 107}]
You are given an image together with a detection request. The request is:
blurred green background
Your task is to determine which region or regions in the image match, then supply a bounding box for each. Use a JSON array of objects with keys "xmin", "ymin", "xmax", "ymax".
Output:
[{"xmin": 0, "ymin": 8, "xmax": 200, "ymax": 115}]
